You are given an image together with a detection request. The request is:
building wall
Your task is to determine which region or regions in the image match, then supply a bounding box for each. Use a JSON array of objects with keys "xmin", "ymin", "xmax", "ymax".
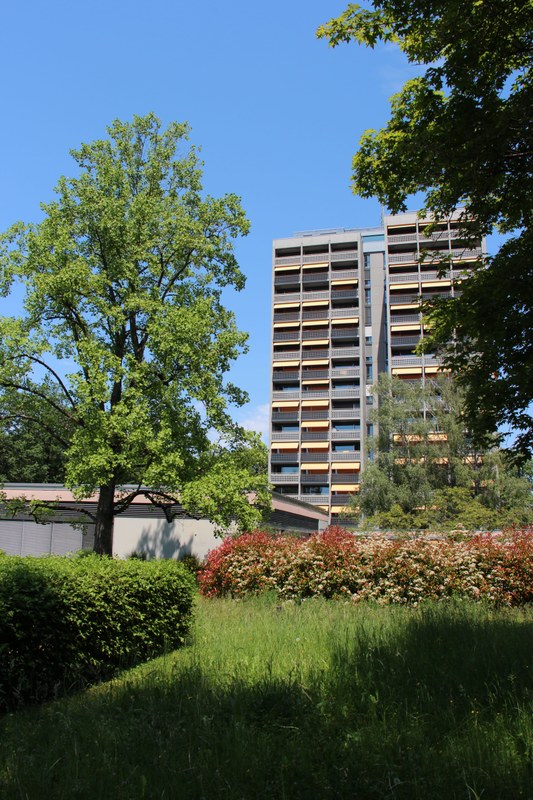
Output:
[{"xmin": 269, "ymin": 211, "xmax": 483, "ymax": 522}]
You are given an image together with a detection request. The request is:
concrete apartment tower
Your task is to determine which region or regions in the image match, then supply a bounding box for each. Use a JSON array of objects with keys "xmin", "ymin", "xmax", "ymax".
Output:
[{"xmin": 269, "ymin": 210, "xmax": 484, "ymax": 523}]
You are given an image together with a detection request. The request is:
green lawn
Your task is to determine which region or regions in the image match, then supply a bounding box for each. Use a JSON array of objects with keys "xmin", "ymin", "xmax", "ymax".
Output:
[{"xmin": 1, "ymin": 596, "xmax": 532, "ymax": 799}]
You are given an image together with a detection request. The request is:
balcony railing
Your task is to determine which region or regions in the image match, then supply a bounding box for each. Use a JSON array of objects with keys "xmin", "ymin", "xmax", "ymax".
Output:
[
  {"xmin": 330, "ymin": 473, "xmax": 360, "ymax": 483},
  {"xmin": 298, "ymin": 495, "xmax": 330, "ymax": 503},
  {"xmin": 270, "ymin": 432, "xmax": 300, "ymax": 441},
  {"xmin": 270, "ymin": 473, "xmax": 299, "ymax": 482},
  {"xmin": 271, "ymin": 453, "xmax": 300, "ymax": 463},
  {"xmin": 390, "ymin": 355, "xmax": 440, "ymax": 367},
  {"xmin": 331, "ymin": 307, "xmax": 359, "ymax": 318},
  {"xmin": 389, "ymin": 313, "xmax": 421, "ymax": 325},
  {"xmin": 302, "ymin": 272, "xmax": 329, "ymax": 283},
  {"xmin": 300, "ymin": 453, "xmax": 329, "ymax": 462},
  {"xmin": 274, "ymin": 331, "xmax": 301, "ymax": 341},
  {"xmin": 302, "ymin": 349, "xmax": 329, "ymax": 359},
  {"xmin": 331, "ymin": 430, "xmax": 360, "ymax": 440},
  {"xmin": 301, "ymin": 431, "xmax": 331, "ymax": 440},
  {"xmin": 273, "ymin": 370, "xmax": 300, "ymax": 381},
  {"xmin": 331, "ymin": 409, "xmax": 360, "ymax": 419},
  {"xmin": 331, "ymin": 451, "xmax": 361, "ymax": 460},
  {"xmin": 274, "ymin": 274, "xmax": 301, "ymax": 285},
  {"xmin": 273, "ymin": 311, "xmax": 300, "ymax": 323},
  {"xmin": 330, "ymin": 269, "xmax": 358, "ymax": 280},
  {"xmin": 331, "ymin": 289, "xmax": 358, "ymax": 300},
  {"xmin": 301, "ymin": 410, "xmax": 329, "ymax": 420},
  {"xmin": 272, "ymin": 391, "xmax": 300, "ymax": 400},
  {"xmin": 300, "ymin": 473, "xmax": 330, "ymax": 484},
  {"xmin": 272, "ymin": 412, "xmax": 300, "ymax": 422},
  {"xmin": 331, "ymin": 250, "xmax": 358, "ymax": 262},
  {"xmin": 331, "ymin": 388, "xmax": 361, "ymax": 398},
  {"xmin": 273, "ymin": 350, "xmax": 300, "ymax": 360}
]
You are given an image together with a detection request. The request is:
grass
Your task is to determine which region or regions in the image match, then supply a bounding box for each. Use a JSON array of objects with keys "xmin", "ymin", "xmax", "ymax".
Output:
[{"xmin": 1, "ymin": 595, "xmax": 532, "ymax": 799}]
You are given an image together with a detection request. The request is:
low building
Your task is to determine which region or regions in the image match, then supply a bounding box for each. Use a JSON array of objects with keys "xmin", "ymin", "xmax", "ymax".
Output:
[{"xmin": 0, "ymin": 484, "xmax": 328, "ymax": 560}]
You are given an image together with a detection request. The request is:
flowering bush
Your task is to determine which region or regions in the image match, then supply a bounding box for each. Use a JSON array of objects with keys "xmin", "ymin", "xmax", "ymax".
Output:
[{"xmin": 199, "ymin": 526, "xmax": 533, "ymax": 606}]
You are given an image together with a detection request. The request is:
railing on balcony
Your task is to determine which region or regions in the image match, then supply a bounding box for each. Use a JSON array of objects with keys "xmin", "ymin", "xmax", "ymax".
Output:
[
  {"xmin": 390, "ymin": 355, "xmax": 440, "ymax": 367},
  {"xmin": 273, "ymin": 350, "xmax": 300, "ymax": 360},
  {"xmin": 331, "ymin": 327, "xmax": 358, "ymax": 339},
  {"xmin": 302, "ymin": 329, "xmax": 329, "ymax": 340},
  {"xmin": 274, "ymin": 274, "xmax": 301, "ymax": 285},
  {"xmin": 389, "ymin": 293, "xmax": 420, "ymax": 305},
  {"xmin": 298, "ymin": 495, "xmax": 331, "ymax": 503},
  {"xmin": 300, "ymin": 453, "xmax": 329, "ymax": 461},
  {"xmin": 302, "ymin": 272, "xmax": 329, "ymax": 283},
  {"xmin": 272, "ymin": 391, "xmax": 300, "ymax": 401},
  {"xmin": 273, "ymin": 291, "xmax": 301, "ymax": 303},
  {"xmin": 301, "ymin": 410, "xmax": 329, "ymax": 420},
  {"xmin": 331, "ymin": 307, "xmax": 359, "ymax": 318},
  {"xmin": 302, "ymin": 368, "xmax": 329, "ymax": 380},
  {"xmin": 301, "ymin": 290, "xmax": 330, "ymax": 301},
  {"xmin": 389, "ymin": 313, "xmax": 421, "ymax": 325},
  {"xmin": 270, "ymin": 432, "xmax": 300, "ymax": 441},
  {"xmin": 331, "ymin": 388, "xmax": 360, "ymax": 398},
  {"xmin": 302, "ymin": 349, "xmax": 329, "ymax": 359},
  {"xmin": 330, "ymin": 269, "xmax": 358, "ymax": 280},
  {"xmin": 274, "ymin": 331, "xmax": 301, "ymax": 341},
  {"xmin": 301, "ymin": 431, "xmax": 331, "ymax": 440},
  {"xmin": 331, "ymin": 347, "xmax": 359, "ymax": 358},
  {"xmin": 302, "ymin": 309, "xmax": 329, "ymax": 321},
  {"xmin": 331, "ymin": 250, "xmax": 358, "ymax": 262},
  {"xmin": 390, "ymin": 335, "xmax": 421, "ymax": 348},
  {"xmin": 331, "ymin": 430, "xmax": 360, "ymax": 439},
  {"xmin": 272, "ymin": 412, "xmax": 300, "ymax": 422},
  {"xmin": 331, "ymin": 409, "xmax": 360, "ymax": 419},
  {"xmin": 331, "ymin": 289, "xmax": 358, "ymax": 300},
  {"xmin": 273, "ymin": 311, "xmax": 300, "ymax": 323},
  {"xmin": 331, "ymin": 451, "xmax": 361, "ymax": 460},
  {"xmin": 331, "ymin": 494, "xmax": 355, "ymax": 505},
  {"xmin": 270, "ymin": 473, "xmax": 299, "ymax": 482},
  {"xmin": 301, "ymin": 474, "xmax": 330, "ymax": 485},
  {"xmin": 273, "ymin": 370, "xmax": 300, "ymax": 381},
  {"xmin": 271, "ymin": 453, "xmax": 300, "ymax": 463},
  {"xmin": 331, "ymin": 473, "xmax": 360, "ymax": 483},
  {"xmin": 301, "ymin": 391, "xmax": 330, "ymax": 399}
]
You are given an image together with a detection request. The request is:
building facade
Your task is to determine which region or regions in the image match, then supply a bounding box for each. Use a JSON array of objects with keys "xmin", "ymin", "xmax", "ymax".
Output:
[{"xmin": 269, "ymin": 210, "xmax": 484, "ymax": 522}]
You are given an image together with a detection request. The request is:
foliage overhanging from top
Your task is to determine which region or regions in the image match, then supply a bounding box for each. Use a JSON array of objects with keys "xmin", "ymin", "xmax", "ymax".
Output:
[{"xmin": 318, "ymin": 1, "xmax": 533, "ymax": 457}]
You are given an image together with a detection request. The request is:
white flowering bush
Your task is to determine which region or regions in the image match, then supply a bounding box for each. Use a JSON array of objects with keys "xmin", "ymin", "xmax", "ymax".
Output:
[{"xmin": 199, "ymin": 526, "xmax": 533, "ymax": 606}]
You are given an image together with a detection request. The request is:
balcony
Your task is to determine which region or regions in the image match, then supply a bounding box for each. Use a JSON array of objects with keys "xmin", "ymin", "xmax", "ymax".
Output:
[
  {"xmin": 330, "ymin": 473, "xmax": 360, "ymax": 483},
  {"xmin": 331, "ymin": 493, "xmax": 356, "ymax": 505},
  {"xmin": 298, "ymin": 494, "xmax": 331, "ymax": 504},
  {"xmin": 273, "ymin": 350, "xmax": 300, "ymax": 361},
  {"xmin": 331, "ymin": 388, "xmax": 360, "ymax": 398},
  {"xmin": 330, "ymin": 269, "xmax": 358, "ymax": 280},
  {"xmin": 301, "ymin": 290, "xmax": 330, "ymax": 301},
  {"xmin": 301, "ymin": 473, "xmax": 329, "ymax": 484},
  {"xmin": 272, "ymin": 412, "xmax": 300, "ymax": 422},
  {"xmin": 271, "ymin": 453, "xmax": 300, "ymax": 463},
  {"xmin": 331, "ymin": 451, "xmax": 361, "ymax": 461},
  {"xmin": 302, "ymin": 329, "xmax": 329, "ymax": 340},
  {"xmin": 331, "ymin": 327, "xmax": 358, "ymax": 340},
  {"xmin": 331, "ymin": 367, "xmax": 360, "ymax": 378},
  {"xmin": 302, "ymin": 309, "xmax": 330, "ymax": 321},
  {"xmin": 270, "ymin": 432, "xmax": 300, "ymax": 441},
  {"xmin": 272, "ymin": 390, "xmax": 300, "ymax": 401},
  {"xmin": 331, "ymin": 430, "xmax": 360, "ymax": 440},
  {"xmin": 301, "ymin": 431, "xmax": 331, "ymax": 440},
  {"xmin": 302, "ymin": 349, "xmax": 329, "ymax": 360},
  {"xmin": 389, "ymin": 293, "xmax": 420, "ymax": 305},
  {"xmin": 390, "ymin": 355, "xmax": 440, "ymax": 368},
  {"xmin": 274, "ymin": 274, "xmax": 301, "ymax": 286},
  {"xmin": 273, "ymin": 291, "xmax": 301, "ymax": 303},
  {"xmin": 300, "ymin": 453, "xmax": 329, "ymax": 462},
  {"xmin": 301, "ymin": 390, "xmax": 330, "ymax": 400},
  {"xmin": 273, "ymin": 311, "xmax": 300, "ymax": 323},
  {"xmin": 331, "ymin": 347, "xmax": 359, "ymax": 358},
  {"xmin": 390, "ymin": 335, "xmax": 421, "ymax": 348},
  {"xmin": 301, "ymin": 410, "xmax": 329, "ymax": 420},
  {"xmin": 330, "ymin": 307, "xmax": 359, "ymax": 319},
  {"xmin": 331, "ymin": 289, "xmax": 358, "ymax": 301},
  {"xmin": 302, "ymin": 368, "xmax": 329, "ymax": 380},
  {"xmin": 331, "ymin": 250, "xmax": 358, "ymax": 263},
  {"xmin": 302, "ymin": 272, "xmax": 329, "ymax": 285},
  {"xmin": 274, "ymin": 331, "xmax": 301, "ymax": 342},
  {"xmin": 389, "ymin": 313, "xmax": 421, "ymax": 325},
  {"xmin": 331, "ymin": 409, "xmax": 359, "ymax": 419},
  {"xmin": 270, "ymin": 473, "xmax": 299, "ymax": 482},
  {"xmin": 273, "ymin": 370, "xmax": 300, "ymax": 381}
]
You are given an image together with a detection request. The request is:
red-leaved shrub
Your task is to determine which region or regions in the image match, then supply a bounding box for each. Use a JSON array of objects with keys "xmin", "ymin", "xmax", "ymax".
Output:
[{"xmin": 199, "ymin": 526, "xmax": 533, "ymax": 606}]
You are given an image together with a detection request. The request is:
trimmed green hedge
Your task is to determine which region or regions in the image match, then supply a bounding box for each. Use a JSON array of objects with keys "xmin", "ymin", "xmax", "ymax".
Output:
[{"xmin": 0, "ymin": 553, "xmax": 195, "ymax": 711}]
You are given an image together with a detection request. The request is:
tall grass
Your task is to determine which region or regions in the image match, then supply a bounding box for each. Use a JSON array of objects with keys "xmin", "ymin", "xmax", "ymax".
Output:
[{"xmin": 1, "ymin": 596, "xmax": 531, "ymax": 799}]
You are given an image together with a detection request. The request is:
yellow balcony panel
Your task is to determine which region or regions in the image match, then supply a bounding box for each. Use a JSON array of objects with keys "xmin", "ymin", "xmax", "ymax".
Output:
[
  {"xmin": 390, "ymin": 282, "xmax": 419, "ymax": 290},
  {"xmin": 274, "ymin": 302, "xmax": 300, "ymax": 309},
  {"xmin": 331, "ymin": 461, "xmax": 360, "ymax": 470},
  {"xmin": 304, "ymin": 359, "xmax": 329, "ymax": 366},
  {"xmin": 301, "ymin": 440, "xmax": 329, "ymax": 449},
  {"xmin": 394, "ymin": 303, "xmax": 420, "ymax": 311},
  {"xmin": 273, "ymin": 321, "xmax": 300, "ymax": 328},
  {"xmin": 391, "ymin": 367, "xmax": 423, "ymax": 376},
  {"xmin": 302, "ymin": 262, "xmax": 328, "ymax": 269},
  {"xmin": 302, "ymin": 300, "xmax": 329, "ymax": 307},
  {"xmin": 331, "ymin": 279, "xmax": 358, "ymax": 286},
  {"xmin": 391, "ymin": 324, "xmax": 421, "ymax": 333},
  {"xmin": 272, "ymin": 441, "xmax": 299, "ymax": 450},
  {"xmin": 301, "ymin": 462, "xmax": 330, "ymax": 470},
  {"xmin": 302, "ymin": 379, "xmax": 330, "ymax": 385},
  {"xmin": 331, "ymin": 317, "xmax": 359, "ymax": 325},
  {"xmin": 302, "ymin": 399, "xmax": 329, "ymax": 407},
  {"xmin": 303, "ymin": 339, "xmax": 329, "ymax": 346},
  {"xmin": 302, "ymin": 319, "xmax": 328, "ymax": 326},
  {"xmin": 331, "ymin": 484, "xmax": 358, "ymax": 492},
  {"xmin": 331, "ymin": 506, "xmax": 352, "ymax": 514},
  {"xmin": 424, "ymin": 366, "xmax": 443, "ymax": 375},
  {"xmin": 302, "ymin": 421, "xmax": 329, "ymax": 429},
  {"xmin": 272, "ymin": 400, "xmax": 299, "ymax": 409},
  {"xmin": 422, "ymin": 279, "xmax": 451, "ymax": 288},
  {"xmin": 274, "ymin": 264, "xmax": 300, "ymax": 272},
  {"xmin": 317, "ymin": 505, "xmax": 330, "ymax": 512}
]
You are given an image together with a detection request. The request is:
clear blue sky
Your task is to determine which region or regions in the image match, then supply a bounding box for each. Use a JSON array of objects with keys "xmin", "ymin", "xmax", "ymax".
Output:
[{"xmin": 0, "ymin": 0, "xmax": 423, "ymax": 440}]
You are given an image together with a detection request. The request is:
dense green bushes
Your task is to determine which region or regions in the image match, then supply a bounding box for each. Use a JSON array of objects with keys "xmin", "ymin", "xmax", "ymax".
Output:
[
  {"xmin": 200, "ymin": 526, "xmax": 533, "ymax": 606},
  {"xmin": 0, "ymin": 553, "xmax": 195, "ymax": 711}
]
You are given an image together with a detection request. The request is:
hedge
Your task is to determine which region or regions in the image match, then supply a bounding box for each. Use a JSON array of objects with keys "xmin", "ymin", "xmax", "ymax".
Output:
[
  {"xmin": 199, "ymin": 526, "xmax": 533, "ymax": 606},
  {"xmin": 0, "ymin": 553, "xmax": 195, "ymax": 711}
]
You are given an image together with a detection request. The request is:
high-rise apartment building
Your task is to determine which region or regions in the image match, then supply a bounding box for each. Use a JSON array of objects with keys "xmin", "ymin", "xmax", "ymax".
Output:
[{"xmin": 269, "ymin": 210, "xmax": 484, "ymax": 522}]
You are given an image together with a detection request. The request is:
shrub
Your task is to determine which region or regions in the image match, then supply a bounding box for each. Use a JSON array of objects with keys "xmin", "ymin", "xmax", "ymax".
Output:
[
  {"xmin": 199, "ymin": 526, "xmax": 533, "ymax": 606},
  {"xmin": 0, "ymin": 554, "xmax": 195, "ymax": 711}
]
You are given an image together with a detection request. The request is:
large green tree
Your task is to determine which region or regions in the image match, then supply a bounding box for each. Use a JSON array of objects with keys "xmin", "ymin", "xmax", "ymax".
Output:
[
  {"xmin": 0, "ymin": 114, "xmax": 270, "ymax": 554},
  {"xmin": 318, "ymin": 1, "xmax": 533, "ymax": 457},
  {"xmin": 356, "ymin": 375, "xmax": 532, "ymax": 529}
]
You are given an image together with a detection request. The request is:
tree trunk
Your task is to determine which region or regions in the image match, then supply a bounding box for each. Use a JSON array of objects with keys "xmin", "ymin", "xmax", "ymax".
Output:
[{"xmin": 94, "ymin": 482, "xmax": 116, "ymax": 555}]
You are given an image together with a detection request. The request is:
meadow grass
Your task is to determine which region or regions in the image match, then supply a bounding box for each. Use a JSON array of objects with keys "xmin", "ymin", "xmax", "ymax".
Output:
[{"xmin": 0, "ymin": 595, "xmax": 531, "ymax": 799}]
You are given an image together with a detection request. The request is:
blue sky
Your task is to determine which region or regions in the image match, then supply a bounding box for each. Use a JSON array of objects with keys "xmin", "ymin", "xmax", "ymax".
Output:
[{"xmin": 0, "ymin": 0, "xmax": 424, "ymax": 440}]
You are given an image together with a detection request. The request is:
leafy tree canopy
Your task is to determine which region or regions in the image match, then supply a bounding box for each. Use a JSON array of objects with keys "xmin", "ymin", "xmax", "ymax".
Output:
[
  {"xmin": 318, "ymin": 1, "xmax": 533, "ymax": 457},
  {"xmin": 0, "ymin": 114, "xmax": 270, "ymax": 553},
  {"xmin": 355, "ymin": 375, "xmax": 532, "ymax": 530}
]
